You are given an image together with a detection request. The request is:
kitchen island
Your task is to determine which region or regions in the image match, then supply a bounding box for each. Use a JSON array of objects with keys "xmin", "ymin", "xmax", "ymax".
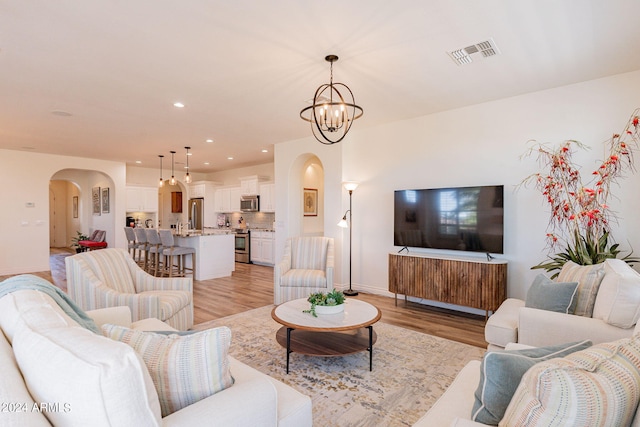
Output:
[{"xmin": 174, "ymin": 231, "xmax": 235, "ymax": 280}]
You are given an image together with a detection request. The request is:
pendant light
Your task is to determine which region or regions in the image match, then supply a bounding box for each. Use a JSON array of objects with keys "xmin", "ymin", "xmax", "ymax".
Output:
[
  {"xmin": 184, "ymin": 146, "xmax": 192, "ymax": 184},
  {"xmin": 158, "ymin": 155, "xmax": 164, "ymax": 187},
  {"xmin": 169, "ymin": 150, "xmax": 177, "ymax": 186},
  {"xmin": 300, "ymin": 55, "xmax": 363, "ymax": 145}
]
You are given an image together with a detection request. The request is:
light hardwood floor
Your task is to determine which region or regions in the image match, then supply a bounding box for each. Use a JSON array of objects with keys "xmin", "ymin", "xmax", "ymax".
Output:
[{"xmin": 3, "ymin": 248, "xmax": 488, "ymax": 348}]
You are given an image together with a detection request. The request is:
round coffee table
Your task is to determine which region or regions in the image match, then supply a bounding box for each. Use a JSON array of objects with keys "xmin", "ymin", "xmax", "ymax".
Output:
[{"xmin": 271, "ymin": 298, "xmax": 381, "ymax": 373}]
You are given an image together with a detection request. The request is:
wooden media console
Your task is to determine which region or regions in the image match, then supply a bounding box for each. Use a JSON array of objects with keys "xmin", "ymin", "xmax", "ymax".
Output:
[{"xmin": 388, "ymin": 253, "xmax": 507, "ymax": 317}]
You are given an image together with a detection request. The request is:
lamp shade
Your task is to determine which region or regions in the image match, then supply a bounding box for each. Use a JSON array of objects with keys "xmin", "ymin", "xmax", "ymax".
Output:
[{"xmin": 343, "ymin": 181, "xmax": 359, "ymax": 192}]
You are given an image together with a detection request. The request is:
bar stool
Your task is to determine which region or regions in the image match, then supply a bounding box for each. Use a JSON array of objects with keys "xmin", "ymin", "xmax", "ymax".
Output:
[
  {"xmin": 159, "ymin": 229, "xmax": 196, "ymax": 278},
  {"xmin": 145, "ymin": 229, "xmax": 164, "ymax": 277},
  {"xmin": 124, "ymin": 227, "xmax": 137, "ymax": 259},
  {"xmin": 133, "ymin": 228, "xmax": 149, "ymax": 270}
]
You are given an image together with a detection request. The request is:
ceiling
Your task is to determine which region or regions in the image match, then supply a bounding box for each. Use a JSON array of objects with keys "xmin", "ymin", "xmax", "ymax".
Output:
[{"xmin": 2, "ymin": 1, "xmax": 640, "ymax": 173}]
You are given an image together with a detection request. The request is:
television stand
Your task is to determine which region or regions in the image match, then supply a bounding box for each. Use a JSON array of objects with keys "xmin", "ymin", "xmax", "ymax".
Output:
[{"xmin": 388, "ymin": 252, "xmax": 507, "ymax": 318}]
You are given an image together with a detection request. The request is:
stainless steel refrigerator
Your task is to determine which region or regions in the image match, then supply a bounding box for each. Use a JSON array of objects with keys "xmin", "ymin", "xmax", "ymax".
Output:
[{"xmin": 188, "ymin": 198, "xmax": 204, "ymax": 231}]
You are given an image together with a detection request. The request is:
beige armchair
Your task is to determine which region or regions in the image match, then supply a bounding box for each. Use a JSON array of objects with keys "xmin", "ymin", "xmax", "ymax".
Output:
[
  {"xmin": 65, "ymin": 248, "xmax": 193, "ymax": 330},
  {"xmin": 274, "ymin": 236, "xmax": 334, "ymax": 305}
]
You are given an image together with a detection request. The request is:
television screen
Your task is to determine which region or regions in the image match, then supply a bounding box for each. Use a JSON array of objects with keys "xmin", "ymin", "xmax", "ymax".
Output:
[{"xmin": 394, "ymin": 185, "xmax": 504, "ymax": 254}]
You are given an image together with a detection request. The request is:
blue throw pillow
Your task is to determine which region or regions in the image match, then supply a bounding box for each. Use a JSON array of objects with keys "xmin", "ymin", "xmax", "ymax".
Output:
[
  {"xmin": 525, "ymin": 274, "xmax": 579, "ymax": 314},
  {"xmin": 471, "ymin": 340, "xmax": 592, "ymax": 425}
]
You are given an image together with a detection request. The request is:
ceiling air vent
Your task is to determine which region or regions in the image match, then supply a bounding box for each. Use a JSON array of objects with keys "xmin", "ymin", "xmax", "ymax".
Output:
[{"xmin": 447, "ymin": 38, "xmax": 500, "ymax": 66}]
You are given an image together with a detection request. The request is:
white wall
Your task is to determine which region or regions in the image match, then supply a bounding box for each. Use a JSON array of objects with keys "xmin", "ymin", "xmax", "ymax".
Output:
[
  {"xmin": 0, "ymin": 151, "xmax": 126, "ymax": 275},
  {"xmin": 275, "ymin": 70, "xmax": 640, "ymax": 304}
]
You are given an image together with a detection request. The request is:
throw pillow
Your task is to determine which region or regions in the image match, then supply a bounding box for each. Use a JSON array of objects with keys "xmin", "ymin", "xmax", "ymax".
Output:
[
  {"xmin": 471, "ymin": 340, "xmax": 592, "ymax": 425},
  {"xmin": 557, "ymin": 261, "xmax": 605, "ymax": 317},
  {"xmin": 525, "ymin": 274, "xmax": 579, "ymax": 314},
  {"xmin": 592, "ymin": 258, "xmax": 640, "ymax": 328},
  {"xmin": 102, "ymin": 325, "xmax": 235, "ymax": 416},
  {"xmin": 500, "ymin": 335, "xmax": 640, "ymax": 427}
]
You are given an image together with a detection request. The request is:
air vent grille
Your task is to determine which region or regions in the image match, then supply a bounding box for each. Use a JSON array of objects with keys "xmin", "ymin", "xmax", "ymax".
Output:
[{"xmin": 448, "ymin": 38, "xmax": 500, "ymax": 65}]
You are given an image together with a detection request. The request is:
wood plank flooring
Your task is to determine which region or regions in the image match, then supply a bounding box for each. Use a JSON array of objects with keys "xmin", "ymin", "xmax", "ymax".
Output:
[{"xmin": 1, "ymin": 249, "xmax": 488, "ymax": 348}]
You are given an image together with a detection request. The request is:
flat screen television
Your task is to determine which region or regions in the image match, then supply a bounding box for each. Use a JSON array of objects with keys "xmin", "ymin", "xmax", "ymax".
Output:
[{"xmin": 394, "ymin": 185, "xmax": 504, "ymax": 254}]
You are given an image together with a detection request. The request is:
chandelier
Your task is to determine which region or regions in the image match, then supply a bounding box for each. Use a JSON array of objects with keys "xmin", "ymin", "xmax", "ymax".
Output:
[{"xmin": 300, "ymin": 55, "xmax": 363, "ymax": 145}]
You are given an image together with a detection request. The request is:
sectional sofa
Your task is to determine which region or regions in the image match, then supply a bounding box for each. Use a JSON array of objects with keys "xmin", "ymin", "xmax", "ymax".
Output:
[{"xmin": 0, "ymin": 276, "xmax": 312, "ymax": 426}]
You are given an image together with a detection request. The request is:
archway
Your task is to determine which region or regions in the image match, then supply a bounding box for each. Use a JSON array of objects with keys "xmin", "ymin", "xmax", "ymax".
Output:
[
  {"xmin": 50, "ymin": 169, "xmax": 116, "ymax": 251},
  {"xmin": 286, "ymin": 154, "xmax": 325, "ymax": 237}
]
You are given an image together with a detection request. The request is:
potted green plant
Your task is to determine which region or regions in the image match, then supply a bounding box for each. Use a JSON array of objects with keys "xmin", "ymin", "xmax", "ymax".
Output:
[
  {"xmin": 303, "ymin": 289, "xmax": 346, "ymax": 317},
  {"xmin": 71, "ymin": 231, "xmax": 89, "ymax": 253}
]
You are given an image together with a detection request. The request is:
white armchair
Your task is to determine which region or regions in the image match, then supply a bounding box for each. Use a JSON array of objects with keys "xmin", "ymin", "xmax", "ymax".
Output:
[
  {"xmin": 65, "ymin": 248, "xmax": 193, "ymax": 330},
  {"xmin": 274, "ymin": 236, "xmax": 334, "ymax": 305}
]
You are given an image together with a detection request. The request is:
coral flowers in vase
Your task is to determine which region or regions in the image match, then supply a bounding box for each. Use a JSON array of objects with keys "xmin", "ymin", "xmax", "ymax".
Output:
[{"xmin": 521, "ymin": 109, "xmax": 640, "ymax": 276}]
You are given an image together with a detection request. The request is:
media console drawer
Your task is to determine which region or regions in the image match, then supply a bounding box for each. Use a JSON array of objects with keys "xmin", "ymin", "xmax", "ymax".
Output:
[{"xmin": 388, "ymin": 253, "xmax": 506, "ymax": 317}]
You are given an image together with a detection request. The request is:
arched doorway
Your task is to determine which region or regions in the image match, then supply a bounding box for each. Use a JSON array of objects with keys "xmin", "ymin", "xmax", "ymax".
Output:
[{"xmin": 49, "ymin": 169, "xmax": 116, "ymax": 251}]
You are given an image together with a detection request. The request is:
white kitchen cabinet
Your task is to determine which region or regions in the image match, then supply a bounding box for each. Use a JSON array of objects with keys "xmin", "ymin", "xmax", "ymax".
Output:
[
  {"xmin": 230, "ymin": 187, "xmax": 241, "ymax": 212},
  {"xmin": 214, "ymin": 187, "xmax": 241, "ymax": 213},
  {"xmin": 250, "ymin": 231, "xmax": 275, "ymax": 265},
  {"xmin": 189, "ymin": 183, "xmax": 205, "ymax": 198},
  {"xmin": 259, "ymin": 183, "xmax": 275, "ymax": 212},
  {"xmin": 239, "ymin": 175, "xmax": 269, "ymax": 195},
  {"xmin": 126, "ymin": 186, "xmax": 158, "ymax": 212}
]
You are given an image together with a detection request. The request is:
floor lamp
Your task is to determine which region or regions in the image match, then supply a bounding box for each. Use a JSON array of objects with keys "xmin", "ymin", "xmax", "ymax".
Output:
[{"xmin": 338, "ymin": 181, "xmax": 359, "ymax": 296}]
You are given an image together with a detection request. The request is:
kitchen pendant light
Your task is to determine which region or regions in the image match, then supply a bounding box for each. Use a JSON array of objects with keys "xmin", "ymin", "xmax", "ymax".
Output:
[
  {"xmin": 158, "ymin": 155, "xmax": 164, "ymax": 188},
  {"xmin": 300, "ymin": 55, "xmax": 363, "ymax": 145},
  {"xmin": 184, "ymin": 146, "xmax": 192, "ymax": 184},
  {"xmin": 169, "ymin": 150, "xmax": 177, "ymax": 186}
]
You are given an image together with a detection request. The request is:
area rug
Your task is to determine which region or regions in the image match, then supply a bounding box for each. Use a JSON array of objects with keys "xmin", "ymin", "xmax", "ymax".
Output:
[{"xmin": 193, "ymin": 306, "xmax": 485, "ymax": 426}]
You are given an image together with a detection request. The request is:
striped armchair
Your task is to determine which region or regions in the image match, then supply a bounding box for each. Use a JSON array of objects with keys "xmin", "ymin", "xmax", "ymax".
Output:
[
  {"xmin": 65, "ymin": 248, "xmax": 193, "ymax": 330},
  {"xmin": 274, "ymin": 236, "xmax": 334, "ymax": 305}
]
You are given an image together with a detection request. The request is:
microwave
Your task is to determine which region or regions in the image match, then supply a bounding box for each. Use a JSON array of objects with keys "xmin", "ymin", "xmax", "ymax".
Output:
[{"xmin": 240, "ymin": 195, "xmax": 260, "ymax": 212}]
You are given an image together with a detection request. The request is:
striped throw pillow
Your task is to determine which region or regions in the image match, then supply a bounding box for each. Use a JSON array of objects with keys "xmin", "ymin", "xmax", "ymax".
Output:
[
  {"xmin": 557, "ymin": 261, "xmax": 605, "ymax": 317},
  {"xmin": 102, "ymin": 325, "xmax": 234, "ymax": 416},
  {"xmin": 500, "ymin": 335, "xmax": 640, "ymax": 426}
]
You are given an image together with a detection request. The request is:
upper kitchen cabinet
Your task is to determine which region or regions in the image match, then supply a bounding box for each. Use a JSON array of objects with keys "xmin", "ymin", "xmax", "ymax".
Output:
[
  {"xmin": 126, "ymin": 186, "xmax": 158, "ymax": 212},
  {"xmin": 189, "ymin": 181, "xmax": 220, "ymax": 200},
  {"xmin": 259, "ymin": 183, "xmax": 275, "ymax": 212},
  {"xmin": 214, "ymin": 186, "xmax": 241, "ymax": 213},
  {"xmin": 239, "ymin": 175, "xmax": 269, "ymax": 196}
]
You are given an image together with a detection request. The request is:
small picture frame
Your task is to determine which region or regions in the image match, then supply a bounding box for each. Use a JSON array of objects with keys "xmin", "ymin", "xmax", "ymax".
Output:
[
  {"xmin": 92, "ymin": 187, "xmax": 101, "ymax": 215},
  {"xmin": 303, "ymin": 188, "xmax": 318, "ymax": 216},
  {"xmin": 72, "ymin": 196, "xmax": 78, "ymax": 218},
  {"xmin": 101, "ymin": 187, "xmax": 110, "ymax": 213}
]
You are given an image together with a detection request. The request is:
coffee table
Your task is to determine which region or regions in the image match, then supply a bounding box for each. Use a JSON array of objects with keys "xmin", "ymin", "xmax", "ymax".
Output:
[{"xmin": 271, "ymin": 298, "xmax": 381, "ymax": 373}]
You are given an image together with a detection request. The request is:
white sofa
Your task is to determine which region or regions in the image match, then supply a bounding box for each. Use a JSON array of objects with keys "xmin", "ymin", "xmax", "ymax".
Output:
[
  {"xmin": 415, "ymin": 259, "xmax": 640, "ymax": 426},
  {"xmin": 0, "ymin": 286, "xmax": 312, "ymax": 426},
  {"xmin": 414, "ymin": 332, "xmax": 640, "ymax": 426},
  {"xmin": 485, "ymin": 259, "xmax": 640, "ymax": 351}
]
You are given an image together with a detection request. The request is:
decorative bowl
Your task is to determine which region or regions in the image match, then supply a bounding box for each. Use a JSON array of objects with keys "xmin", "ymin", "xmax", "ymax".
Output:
[{"xmin": 313, "ymin": 304, "xmax": 345, "ymax": 315}]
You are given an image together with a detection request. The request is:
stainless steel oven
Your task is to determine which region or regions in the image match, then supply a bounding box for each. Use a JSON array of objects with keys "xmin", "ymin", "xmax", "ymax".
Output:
[{"xmin": 234, "ymin": 230, "xmax": 250, "ymax": 263}]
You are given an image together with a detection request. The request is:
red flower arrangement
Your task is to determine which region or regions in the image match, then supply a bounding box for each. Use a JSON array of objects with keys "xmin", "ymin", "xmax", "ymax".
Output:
[{"xmin": 521, "ymin": 108, "xmax": 639, "ymax": 275}]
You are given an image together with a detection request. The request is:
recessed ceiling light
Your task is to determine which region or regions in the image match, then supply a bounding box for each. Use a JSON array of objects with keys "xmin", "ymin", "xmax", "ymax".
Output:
[
  {"xmin": 135, "ymin": 160, "xmax": 142, "ymax": 164},
  {"xmin": 261, "ymin": 149, "xmax": 268, "ymax": 153},
  {"xmin": 204, "ymin": 162, "xmax": 210, "ymax": 165},
  {"xmin": 205, "ymin": 139, "xmax": 214, "ymax": 143},
  {"xmin": 173, "ymin": 102, "xmax": 185, "ymax": 108},
  {"xmin": 227, "ymin": 156, "xmax": 234, "ymax": 160}
]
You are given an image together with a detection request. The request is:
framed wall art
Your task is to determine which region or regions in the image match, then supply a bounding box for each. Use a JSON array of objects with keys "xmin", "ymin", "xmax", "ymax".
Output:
[
  {"xmin": 303, "ymin": 188, "xmax": 318, "ymax": 216},
  {"xmin": 72, "ymin": 196, "xmax": 78, "ymax": 218},
  {"xmin": 101, "ymin": 187, "xmax": 110, "ymax": 213},
  {"xmin": 92, "ymin": 187, "xmax": 101, "ymax": 215}
]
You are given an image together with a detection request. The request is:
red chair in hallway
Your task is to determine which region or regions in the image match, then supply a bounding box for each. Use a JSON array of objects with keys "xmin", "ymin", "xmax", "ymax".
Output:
[{"xmin": 78, "ymin": 230, "xmax": 107, "ymax": 252}]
